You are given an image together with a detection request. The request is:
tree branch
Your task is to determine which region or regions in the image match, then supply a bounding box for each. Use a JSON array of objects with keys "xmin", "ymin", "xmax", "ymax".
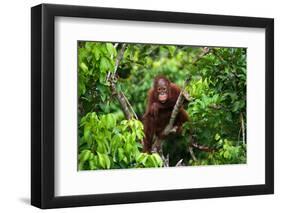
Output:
[
  {"xmin": 121, "ymin": 91, "xmax": 138, "ymax": 120},
  {"xmin": 108, "ymin": 43, "xmax": 134, "ymax": 120},
  {"xmin": 113, "ymin": 44, "xmax": 127, "ymax": 76},
  {"xmin": 175, "ymin": 159, "xmax": 184, "ymax": 167},
  {"xmin": 191, "ymin": 47, "xmax": 211, "ymax": 65},
  {"xmin": 163, "ymin": 47, "xmax": 212, "ymax": 136},
  {"xmin": 240, "ymin": 112, "xmax": 246, "ymax": 145},
  {"xmin": 188, "ymin": 145, "xmax": 197, "ymax": 161},
  {"xmin": 110, "ymin": 83, "xmax": 132, "ymax": 119}
]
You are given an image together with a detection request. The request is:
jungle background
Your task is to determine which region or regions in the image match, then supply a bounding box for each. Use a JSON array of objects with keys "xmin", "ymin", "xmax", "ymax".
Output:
[{"xmin": 78, "ymin": 41, "xmax": 247, "ymax": 170}]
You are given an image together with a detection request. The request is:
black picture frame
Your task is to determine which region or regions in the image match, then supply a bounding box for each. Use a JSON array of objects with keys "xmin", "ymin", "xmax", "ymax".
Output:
[{"xmin": 31, "ymin": 3, "xmax": 274, "ymax": 209}]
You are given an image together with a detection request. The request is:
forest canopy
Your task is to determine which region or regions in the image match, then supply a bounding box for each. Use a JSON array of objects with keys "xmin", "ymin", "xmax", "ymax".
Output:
[{"xmin": 78, "ymin": 42, "xmax": 247, "ymax": 170}]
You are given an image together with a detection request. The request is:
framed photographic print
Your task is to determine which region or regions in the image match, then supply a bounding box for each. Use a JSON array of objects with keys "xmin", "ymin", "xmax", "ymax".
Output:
[{"xmin": 31, "ymin": 3, "xmax": 274, "ymax": 209}]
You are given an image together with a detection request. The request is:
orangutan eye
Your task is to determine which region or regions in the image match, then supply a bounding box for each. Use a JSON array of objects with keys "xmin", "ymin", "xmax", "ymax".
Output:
[{"xmin": 157, "ymin": 88, "xmax": 161, "ymax": 92}]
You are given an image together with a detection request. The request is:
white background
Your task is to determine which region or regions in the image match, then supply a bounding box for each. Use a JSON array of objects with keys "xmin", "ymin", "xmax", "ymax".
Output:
[
  {"xmin": 55, "ymin": 18, "xmax": 265, "ymax": 196},
  {"xmin": 0, "ymin": 0, "xmax": 279, "ymax": 212}
]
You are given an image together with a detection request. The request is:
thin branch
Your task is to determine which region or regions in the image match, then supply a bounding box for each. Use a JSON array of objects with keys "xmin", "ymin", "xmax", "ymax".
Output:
[
  {"xmin": 237, "ymin": 126, "xmax": 242, "ymax": 146},
  {"xmin": 188, "ymin": 146, "xmax": 197, "ymax": 161},
  {"xmin": 208, "ymin": 104, "xmax": 222, "ymax": 110},
  {"xmin": 191, "ymin": 140, "xmax": 213, "ymax": 152},
  {"xmin": 191, "ymin": 47, "xmax": 211, "ymax": 65},
  {"xmin": 114, "ymin": 43, "xmax": 119, "ymax": 49},
  {"xmin": 175, "ymin": 159, "xmax": 183, "ymax": 167},
  {"xmin": 182, "ymin": 90, "xmax": 192, "ymax": 101},
  {"xmin": 163, "ymin": 154, "xmax": 169, "ymax": 167},
  {"xmin": 121, "ymin": 91, "xmax": 138, "ymax": 120},
  {"xmin": 240, "ymin": 112, "xmax": 246, "ymax": 145},
  {"xmin": 163, "ymin": 84, "xmax": 187, "ymax": 135},
  {"xmin": 113, "ymin": 43, "xmax": 127, "ymax": 76},
  {"xmin": 163, "ymin": 47, "xmax": 212, "ymax": 136},
  {"xmin": 108, "ymin": 43, "xmax": 133, "ymax": 120},
  {"xmin": 110, "ymin": 83, "xmax": 132, "ymax": 119},
  {"xmin": 107, "ymin": 43, "xmax": 119, "ymax": 82}
]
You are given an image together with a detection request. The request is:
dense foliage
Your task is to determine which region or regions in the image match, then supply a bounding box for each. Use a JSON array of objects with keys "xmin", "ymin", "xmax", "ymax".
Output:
[
  {"xmin": 79, "ymin": 113, "xmax": 163, "ymax": 169},
  {"xmin": 78, "ymin": 41, "xmax": 246, "ymax": 170}
]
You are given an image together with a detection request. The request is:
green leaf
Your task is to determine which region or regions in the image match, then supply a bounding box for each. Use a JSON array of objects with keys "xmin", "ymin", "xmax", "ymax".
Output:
[
  {"xmin": 167, "ymin": 46, "xmax": 176, "ymax": 56},
  {"xmin": 93, "ymin": 48, "xmax": 101, "ymax": 61},
  {"xmin": 105, "ymin": 114, "xmax": 116, "ymax": 129},
  {"xmin": 106, "ymin": 43, "xmax": 117, "ymax": 56},
  {"xmin": 97, "ymin": 153, "xmax": 111, "ymax": 169},
  {"xmin": 78, "ymin": 161, "xmax": 84, "ymax": 170},
  {"xmin": 89, "ymin": 159, "xmax": 96, "ymax": 170},
  {"xmin": 104, "ymin": 154, "xmax": 111, "ymax": 169},
  {"xmin": 147, "ymin": 155, "xmax": 158, "ymax": 167},
  {"xmin": 232, "ymin": 101, "xmax": 240, "ymax": 112},
  {"xmin": 80, "ymin": 62, "xmax": 88, "ymax": 72},
  {"xmin": 152, "ymin": 153, "xmax": 163, "ymax": 167},
  {"xmin": 117, "ymin": 148, "xmax": 125, "ymax": 161},
  {"xmin": 223, "ymin": 151, "xmax": 230, "ymax": 159},
  {"xmin": 96, "ymin": 140, "xmax": 107, "ymax": 154},
  {"xmin": 79, "ymin": 150, "xmax": 91, "ymax": 162},
  {"xmin": 124, "ymin": 142, "xmax": 133, "ymax": 154},
  {"xmin": 215, "ymin": 134, "xmax": 220, "ymax": 141},
  {"xmin": 112, "ymin": 134, "xmax": 122, "ymax": 151},
  {"xmin": 100, "ymin": 57, "xmax": 110, "ymax": 73},
  {"xmin": 97, "ymin": 152, "xmax": 106, "ymax": 169},
  {"xmin": 78, "ymin": 81, "xmax": 86, "ymax": 96},
  {"xmin": 122, "ymin": 156, "xmax": 128, "ymax": 164},
  {"xmin": 83, "ymin": 125, "xmax": 91, "ymax": 144}
]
